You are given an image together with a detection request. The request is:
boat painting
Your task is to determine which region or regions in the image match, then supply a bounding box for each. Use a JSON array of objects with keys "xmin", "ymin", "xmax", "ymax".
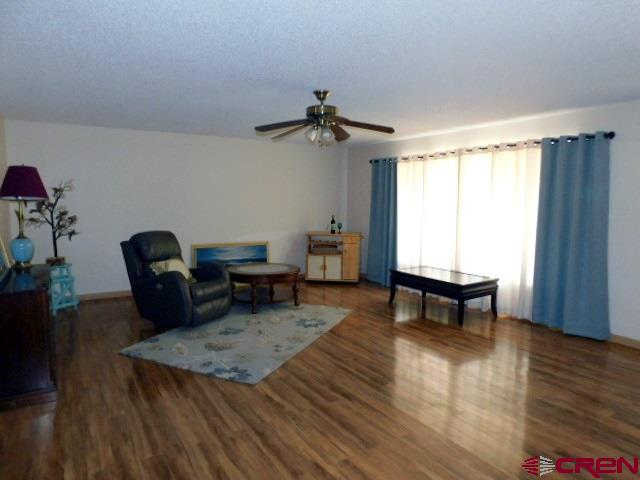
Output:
[{"xmin": 191, "ymin": 242, "xmax": 269, "ymax": 267}]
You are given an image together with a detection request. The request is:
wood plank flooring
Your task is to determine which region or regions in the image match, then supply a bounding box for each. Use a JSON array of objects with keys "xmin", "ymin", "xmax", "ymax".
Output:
[{"xmin": 1, "ymin": 281, "xmax": 640, "ymax": 479}]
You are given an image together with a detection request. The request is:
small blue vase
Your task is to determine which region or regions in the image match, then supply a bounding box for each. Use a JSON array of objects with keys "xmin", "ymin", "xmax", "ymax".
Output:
[{"xmin": 11, "ymin": 235, "xmax": 35, "ymax": 268}]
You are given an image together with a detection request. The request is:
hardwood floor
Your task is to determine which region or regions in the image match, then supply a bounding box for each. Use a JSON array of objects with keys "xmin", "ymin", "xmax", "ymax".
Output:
[{"xmin": 1, "ymin": 281, "xmax": 640, "ymax": 479}]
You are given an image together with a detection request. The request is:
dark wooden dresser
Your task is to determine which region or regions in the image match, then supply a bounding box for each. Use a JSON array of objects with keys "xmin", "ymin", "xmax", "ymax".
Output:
[{"xmin": 0, "ymin": 265, "xmax": 57, "ymax": 410}]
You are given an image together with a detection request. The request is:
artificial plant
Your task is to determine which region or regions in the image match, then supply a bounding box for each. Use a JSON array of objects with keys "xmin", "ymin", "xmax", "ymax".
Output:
[{"xmin": 26, "ymin": 180, "xmax": 79, "ymax": 258}]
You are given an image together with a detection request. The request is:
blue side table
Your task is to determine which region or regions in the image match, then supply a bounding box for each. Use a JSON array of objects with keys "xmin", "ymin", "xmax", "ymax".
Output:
[{"xmin": 50, "ymin": 263, "xmax": 79, "ymax": 316}]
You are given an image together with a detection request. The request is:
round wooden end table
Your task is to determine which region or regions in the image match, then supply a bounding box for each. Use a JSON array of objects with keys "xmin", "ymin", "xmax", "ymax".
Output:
[{"xmin": 227, "ymin": 263, "xmax": 300, "ymax": 314}]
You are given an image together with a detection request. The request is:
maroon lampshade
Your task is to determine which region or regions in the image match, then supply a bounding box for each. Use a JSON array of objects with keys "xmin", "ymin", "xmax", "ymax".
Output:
[{"xmin": 0, "ymin": 165, "xmax": 48, "ymax": 201}]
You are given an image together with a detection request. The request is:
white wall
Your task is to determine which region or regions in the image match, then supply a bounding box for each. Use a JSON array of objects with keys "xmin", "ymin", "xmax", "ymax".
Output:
[
  {"xmin": 347, "ymin": 100, "xmax": 640, "ymax": 339},
  {"xmin": 5, "ymin": 120, "xmax": 347, "ymax": 294},
  {"xmin": 0, "ymin": 118, "xmax": 9, "ymax": 249}
]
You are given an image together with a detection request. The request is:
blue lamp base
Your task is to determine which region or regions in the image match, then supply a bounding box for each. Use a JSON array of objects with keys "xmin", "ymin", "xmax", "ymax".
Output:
[{"xmin": 10, "ymin": 235, "xmax": 35, "ymax": 270}]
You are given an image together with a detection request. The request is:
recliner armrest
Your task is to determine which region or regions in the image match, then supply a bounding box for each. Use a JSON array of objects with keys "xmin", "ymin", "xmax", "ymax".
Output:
[
  {"xmin": 153, "ymin": 270, "xmax": 192, "ymax": 294},
  {"xmin": 190, "ymin": 278, "xmax": 230, "ymax": 304},
  {"xmin": 190, "ymin": 261, "xmax": 230, "ymax": 283}
]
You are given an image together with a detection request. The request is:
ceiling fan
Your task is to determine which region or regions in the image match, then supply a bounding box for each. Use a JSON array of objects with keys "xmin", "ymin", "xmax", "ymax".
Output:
[{"xmin": 254, "ymin": 90, "xmax": 395, "ymax": 146}]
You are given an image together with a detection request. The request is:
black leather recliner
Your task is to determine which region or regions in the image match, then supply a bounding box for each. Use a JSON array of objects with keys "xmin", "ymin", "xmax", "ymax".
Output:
[{"xmin": 121, "ymin": 231, "xmax": 232, "ymax": 328}]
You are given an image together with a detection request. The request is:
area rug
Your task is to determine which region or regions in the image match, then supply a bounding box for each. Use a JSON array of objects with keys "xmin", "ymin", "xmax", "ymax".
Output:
[{"xmin": 120, "ymin": 303, "xmax": 351, "ymax": 384}]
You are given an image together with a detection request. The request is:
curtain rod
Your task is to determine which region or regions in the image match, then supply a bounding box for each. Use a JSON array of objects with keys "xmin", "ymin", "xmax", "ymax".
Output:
[{"xmin": 369, "ymin": 131, "xmax": 615, "ymax": 162}]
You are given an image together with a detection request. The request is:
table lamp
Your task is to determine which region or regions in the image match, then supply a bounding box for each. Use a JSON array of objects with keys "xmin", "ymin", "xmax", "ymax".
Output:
[{"xmin": 0, "ymin": 165, "xmax": 48, "ymax": 269}]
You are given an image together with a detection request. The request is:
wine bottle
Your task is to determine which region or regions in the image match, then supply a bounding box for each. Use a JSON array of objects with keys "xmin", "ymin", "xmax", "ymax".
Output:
[{"xmin": 330, "ymin": 215, "xmax": 336, "ymax": 234}]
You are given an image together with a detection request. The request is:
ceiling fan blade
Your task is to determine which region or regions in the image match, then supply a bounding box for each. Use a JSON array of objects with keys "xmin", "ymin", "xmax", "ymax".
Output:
[
  {"xmin": 335, "ymin": 116, "xmax": 395, "ymax": 134},
  {"xmin": 255, "ymin": 119, "xmax": 310, "ymax": 132},
  {"xmin": 271, "ymin": 122, "xmax": 312, "ymax": 141},
  {"xmin": 330, "ymin": 124, "xmax": 350, "ymax": 142}
]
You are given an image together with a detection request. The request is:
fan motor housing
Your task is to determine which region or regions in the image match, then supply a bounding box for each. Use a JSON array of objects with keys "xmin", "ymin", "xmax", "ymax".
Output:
[{"xmin": 306, "ymin": 104, "xmax": 338, "ymax": 121}]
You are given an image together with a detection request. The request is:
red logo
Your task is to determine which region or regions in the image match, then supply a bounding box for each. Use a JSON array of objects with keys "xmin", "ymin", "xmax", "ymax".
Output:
[
  {"xmin": 522, "ymin": 456, "xmax": 555, "ymax": 477},
  {"xmin": 522, "ymin": 456, "xmax": 640, "ymax": 478}
]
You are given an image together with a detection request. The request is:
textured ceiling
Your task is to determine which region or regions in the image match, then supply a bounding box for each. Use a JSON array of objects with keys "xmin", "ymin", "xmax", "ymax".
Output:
[{"xmin": 1, "ymin": 0, "xmax": 640, "ymax": 145}]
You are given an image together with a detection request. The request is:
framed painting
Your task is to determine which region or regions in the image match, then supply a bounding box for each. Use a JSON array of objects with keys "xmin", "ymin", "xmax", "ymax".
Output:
[{"xmin": 191, "ymin": 241, "xmax": 269, "ymax": 268}]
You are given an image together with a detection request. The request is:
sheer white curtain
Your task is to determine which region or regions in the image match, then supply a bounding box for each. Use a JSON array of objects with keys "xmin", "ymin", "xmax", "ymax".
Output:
[{"xmin": 397, "ymin": 143, "xmax": 541, "ymax": 319}]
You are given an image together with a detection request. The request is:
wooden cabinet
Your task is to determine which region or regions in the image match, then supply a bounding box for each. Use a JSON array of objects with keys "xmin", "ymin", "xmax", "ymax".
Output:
[
  {"xmin": 305, "ymin": 232, "xmax": 362, "ymax": 283},
  {"xmin": 0, "ymin": 265, "xmax": 57, "ymax": 410}
]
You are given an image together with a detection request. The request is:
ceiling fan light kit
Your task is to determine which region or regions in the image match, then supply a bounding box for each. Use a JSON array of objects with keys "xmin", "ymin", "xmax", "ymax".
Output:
[
  {"xmin": 254, "ymin": 90, "xmax": 395, "ymax": 147},
  {"xmin": 317, "ymin": 125, "xmax": 336, "ymax": 147},
  {"xmin": 304, "ymin": 125, "xmax": 319, "ymax": 144}
]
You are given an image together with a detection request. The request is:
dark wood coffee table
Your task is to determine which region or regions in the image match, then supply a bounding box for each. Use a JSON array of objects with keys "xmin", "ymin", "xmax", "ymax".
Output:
[
  {"xmin": 227, "ymin": 263, "xmax": 300, "ymax": 314},
  {"xmin": 389, "ymin": 266, "xmax": 498, "ymax": 325}
]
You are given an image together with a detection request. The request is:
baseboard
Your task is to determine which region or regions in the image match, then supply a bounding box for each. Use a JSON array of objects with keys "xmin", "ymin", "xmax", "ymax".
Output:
[
  {"xmin": 78, "ymin": 290, "xmax": 132, "ymax": 301},
  {"xmin": 610, "ymin": 335, "xmax": 640, "ymax": 350}
]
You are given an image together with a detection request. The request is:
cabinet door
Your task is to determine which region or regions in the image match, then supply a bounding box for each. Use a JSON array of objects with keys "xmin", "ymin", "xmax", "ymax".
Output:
[
  {"xmin": 341, "ymin": 240, "xmax": 360, "ymax": 281},
  {"xmin": 306, "ymin": 255, "xmax": 325, "ymax": 280},
  {"xmin": 324, "ymin": 256, "xmax": 342, "ymax": 280}
]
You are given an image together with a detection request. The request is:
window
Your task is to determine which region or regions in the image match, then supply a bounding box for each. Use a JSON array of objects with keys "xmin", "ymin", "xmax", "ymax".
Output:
[{"xmin": 397, "ymin": 143, "xmax": 541, "ymax": 319}]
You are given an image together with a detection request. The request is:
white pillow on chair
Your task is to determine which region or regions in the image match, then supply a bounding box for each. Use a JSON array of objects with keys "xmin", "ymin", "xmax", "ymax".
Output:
[{"xmin": 149, "ymin": 258, "xmax": 195, "ymax": 282}]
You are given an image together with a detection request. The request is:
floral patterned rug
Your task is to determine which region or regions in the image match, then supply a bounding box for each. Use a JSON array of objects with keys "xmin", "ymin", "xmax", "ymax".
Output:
[{"xmin": 120, "ymin": 303, "xmax": 351, "ymax": 384}]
